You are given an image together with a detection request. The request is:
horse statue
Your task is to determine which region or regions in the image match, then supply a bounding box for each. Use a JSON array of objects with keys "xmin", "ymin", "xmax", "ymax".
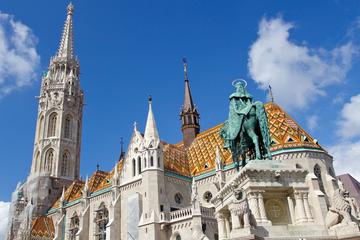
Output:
[{"xmin": 220, "ymin": 80, "xmax": 272, "ymax": 170}]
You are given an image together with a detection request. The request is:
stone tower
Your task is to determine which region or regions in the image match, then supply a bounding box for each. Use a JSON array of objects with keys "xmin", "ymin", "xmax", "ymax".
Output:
[
  {"xmin": 6, "ymin": 4, "xmax": 83, "ymax": 239},
  {"xmin": 30, "ymin": 3, "xmax": 83, "ymax": 180},
  {"xmin": 180, "ymin": 58, "xmax": 200, "ymax": 148}
]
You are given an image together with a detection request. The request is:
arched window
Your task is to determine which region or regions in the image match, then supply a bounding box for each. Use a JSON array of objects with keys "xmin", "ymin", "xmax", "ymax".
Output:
[
  {"xmin": 38, "ymin": 115, "xmax": 44, "ymax": 139},
  {"xmin": 61, "ymin": 152, "xmax": 69, "ymax": 176},
  {"xmin": 64, "ymin": 115, "xmax": 72, "ymax": 139},
  {"xmin": 144, "ymin": 158, "xmax": 147, "ymax": 168},
  {"xmin": 48, "ymin": 113, "xmax": 57, "ymax": 137},
  {"xmin": 157, "ymin": 157, "xmax": 161, "ymax": 168},
  {"xmin": 138, "ymin": 157, "xmax": 142, "ymax": 174},
  {"xmin": 95, "ymin": 203, "xmax": 109, "ymax": 240},
  {"xmin": 69, "ymin": 213, "xmax": 79, "ymax": 240},
  {"xmin": 45, "ymin": 149, "xmax": 54, "ymax": 172},
  {"xmin": 34, "ymin": 151, "xmax": 40, "ymax": 172},
  {"xmin": 150, "ymin": 156, "xmax": 154, "ymax": 167},
  {"xmin": 314, "ymin": 164, "xmax": 325, "ymax": 193},
  {"xmin": 132, "ymin": 159, "xmax": 136, "ymax": 176}
]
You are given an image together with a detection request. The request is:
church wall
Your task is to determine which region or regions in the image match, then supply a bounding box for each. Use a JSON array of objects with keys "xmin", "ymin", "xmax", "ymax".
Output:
[{"xmin": 164, "ymin": 175, "xmax": 192, "ymax": 210}]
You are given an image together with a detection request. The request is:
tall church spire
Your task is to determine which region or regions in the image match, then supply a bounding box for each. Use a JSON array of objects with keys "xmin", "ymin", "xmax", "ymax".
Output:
[
  {"xmin": 56, "ymin": 3, "xmax": 75, "ymax": 60},
  {"xmin": 180, "ymin": 58, "xmax": 200, "ymax": 148},
  {"xmin": 144, "ymin": 96, "xmax": 160, "ymax": 147},
  {"xmin": 30, "ymin": 3, "xmax": 83, "ymax": 180}
]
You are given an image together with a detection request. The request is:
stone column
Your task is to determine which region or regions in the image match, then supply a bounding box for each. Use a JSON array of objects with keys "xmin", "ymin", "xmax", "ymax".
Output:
[
  {"xmin": 257, "ymin": 191, "xmax": 268, "ymax": 222},
  {"xmin": 230, "ymin": 206, "xmax": 241, "ymax": 229},
  {"xmin": 287, "ymin": 196, "xmax": 296, "ymax": 224},
  {"xmin": 224, "ymin": 215, "xmax": 231, "ymax": 238},
  {"xmin": 216, "ymin": 212, "xmax": 227, "ymax": 240},
  {"xmin": 302, "ymin": 192, "xmax": 314, "ymax": 222},
  {"xmin": 247, "ymin": 192, "xmax": 260, "ymax": 222},
  {"xmin": 294, "ymin": 190, "xmax": 306, "ymax": 224}
]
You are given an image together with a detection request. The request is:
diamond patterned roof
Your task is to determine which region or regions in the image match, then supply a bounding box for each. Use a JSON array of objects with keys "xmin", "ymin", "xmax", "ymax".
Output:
[
  {"xmin": 163, "ymin": 102, "xmax": 324, "ymax": 177},
  {"xmin": 30, "ymin": 216, "xmax": 55, "ymax": 239}
]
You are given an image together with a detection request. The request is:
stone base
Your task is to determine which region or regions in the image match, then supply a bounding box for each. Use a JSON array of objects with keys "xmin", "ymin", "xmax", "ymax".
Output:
[
  {"xmin": 230, "ymin": 227, "xmax": 265, "ymax": 239},
  {"xmin": 329, "ymin": 222, "xmax": 360, "ymax": 239}
]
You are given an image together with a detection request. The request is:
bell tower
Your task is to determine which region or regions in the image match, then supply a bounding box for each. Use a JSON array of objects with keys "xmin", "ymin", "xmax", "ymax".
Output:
[
  {"xmin": 180, "ymin": 58, "xmax": 200, "ymax": 148},
  {"xmin": 30, "ymin": 3, "xmax": 83, "ymax": 180}
]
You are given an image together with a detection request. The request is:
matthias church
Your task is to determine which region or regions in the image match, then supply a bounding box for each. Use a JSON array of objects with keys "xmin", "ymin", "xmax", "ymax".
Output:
[{"xmin": 6, "ymin": 4, "xmax": 360, "ymax": 240}]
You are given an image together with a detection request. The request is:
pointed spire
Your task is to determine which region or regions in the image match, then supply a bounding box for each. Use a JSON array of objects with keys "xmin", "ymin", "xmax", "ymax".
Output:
[
  {"xmin": 182, "ymin": 58, "xmax": 195, "ymax": 112},
  {"xmin": 215, "ymin": 146, "xmax": 223, "ymax": 171},
  {"xmin": 144, "ymin": 96, "xmax": 160, "ymax": 146},
  {"xmin": 56, "ymin": 3, "xmax": 75, "ymax": 60},
  {"xmin": 84, "ymin": 175, "xmax": 89, "ymax": 193},
  {"xmin": 60, "ymin": 186, "xmax": 66, "ymax": 203},
  {"xmin": 269, "ymin": 84, "xmax": 274, "ymax": 102}
]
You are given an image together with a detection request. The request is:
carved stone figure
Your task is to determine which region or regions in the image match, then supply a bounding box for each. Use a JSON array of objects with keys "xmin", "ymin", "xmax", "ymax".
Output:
[
  {"xmin": 326, "ymin": 189, "xmax": 354, "ymax": 228},
  {"xmin": 230, "ymin": 186, "xmax": 257, "ymax": 228},
  {"xmin": 220, "ymin": 80, "xmax": 272, "ymax": 170}
]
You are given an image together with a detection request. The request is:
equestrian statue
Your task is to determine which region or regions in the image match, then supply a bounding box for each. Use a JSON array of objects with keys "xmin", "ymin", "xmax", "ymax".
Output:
[{"xmin": 220, "ymin": 80, "xmax": 272, "ymax": 170}]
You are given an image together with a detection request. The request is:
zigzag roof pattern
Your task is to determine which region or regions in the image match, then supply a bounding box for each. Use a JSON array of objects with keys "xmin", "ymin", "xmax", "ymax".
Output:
[{"xmin": 30, "ymin": 216, "xmax": 55, "ymax": 239}]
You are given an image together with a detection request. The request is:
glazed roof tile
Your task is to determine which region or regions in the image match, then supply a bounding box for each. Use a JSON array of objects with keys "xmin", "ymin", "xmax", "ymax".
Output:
[{"xmin": 30, "ymin": 216, "xmax": 55, "ymax": 239}]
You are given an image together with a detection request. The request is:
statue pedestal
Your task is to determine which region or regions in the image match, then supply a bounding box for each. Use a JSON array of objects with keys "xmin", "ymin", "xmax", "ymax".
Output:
[{"xmin": 329, "ymin": 222, "xmax": 360, "ymax": 239}]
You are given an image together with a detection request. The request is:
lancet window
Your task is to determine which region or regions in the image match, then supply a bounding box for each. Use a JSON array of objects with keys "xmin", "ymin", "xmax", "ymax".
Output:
[
  {"xmin": 94, "ymin": 203, "xmax": 109, "ymax": 240},
  {"xmin": 61, "ymin": 152, "xmax": 69, "ymax": 176},
  {"xmin": 314, "ymin": 164, "xmax": 325, "ymax": 194},
  {"xmin": 45, "ymin": 149, "xmax": 54, "ymax": 172},
  {"xmin": 69, "ymin": 213, "xmax": 79, "ymax": 240},
  {"xmin": 64, "ymin": 115, "xmax": 72, "ymax": 139},
  {"xmin": 48, "ymin": 113, "xmax": 58, "ymax": 137}
]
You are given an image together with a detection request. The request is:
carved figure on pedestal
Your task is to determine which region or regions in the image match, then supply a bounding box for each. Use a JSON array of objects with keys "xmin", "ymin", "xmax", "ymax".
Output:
[
  {"xmin": 220, "ymin": 80, "xmax": 272, "ymax": 170},
  {"xmin": 230, "ymin": 186, "xmax": 257, "ymax": 229},
  {"xmin": 326, "ymin": 189, "xmax": 354, "ymax": 228}
]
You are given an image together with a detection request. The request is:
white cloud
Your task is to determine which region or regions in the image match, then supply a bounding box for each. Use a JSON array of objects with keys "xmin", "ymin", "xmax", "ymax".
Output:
[
  {"xmin": 0, "ymin": 201, "xmax": 10, "ymax": 240},
  {"xmin": 248, "ymin": 17, "xmax": 356, "ymax": 110},
  {"xmin": 0, "ymin": 12, "xmax": 40, "ymax": 98},
  {"xmin": 306, "ymin": 114, "xmax": 318, "ymax": 131},
  {"xmin": 329, "ymin": 140, "xmax": 360, "ymax": 180},
  {"xmin": 337, "ymin": 94, "xmax": 360, "ymax": 139}
]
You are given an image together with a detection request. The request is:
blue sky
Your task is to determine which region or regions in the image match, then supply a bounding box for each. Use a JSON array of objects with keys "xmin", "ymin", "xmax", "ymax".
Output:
[{"xmin": 0, "ymin": 0, "xmax": 360, "ymax": 210}]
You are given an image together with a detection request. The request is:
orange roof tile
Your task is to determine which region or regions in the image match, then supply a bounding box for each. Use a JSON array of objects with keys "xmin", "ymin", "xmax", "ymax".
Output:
[
  {"xmin": 51, "ymin": 180, "xmax": 84, "ymax": 209},
  {"xmin": 163, "ymin": 102, "xmax": 324, "ymax": 177},
  {"xmin": 30, "ymin": 216, "xmax": 55, "ymax": 239}
]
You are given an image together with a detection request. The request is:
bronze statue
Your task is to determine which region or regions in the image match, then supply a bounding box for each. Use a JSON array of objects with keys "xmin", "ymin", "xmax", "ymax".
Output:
[{"xmin": 220, "ymin": 80, "xmax": 272, "ymax": 170}]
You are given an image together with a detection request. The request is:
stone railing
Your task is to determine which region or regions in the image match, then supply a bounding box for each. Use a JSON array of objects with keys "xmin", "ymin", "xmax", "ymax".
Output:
[{"xmin": 159, "ymin": 206, "xmax": 215, "ymax": 224}]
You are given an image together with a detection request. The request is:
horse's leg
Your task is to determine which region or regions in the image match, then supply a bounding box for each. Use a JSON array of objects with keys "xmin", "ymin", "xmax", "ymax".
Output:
[{"xmin": 247, "ymin": 129, "xmax": 261, "ymax": 159}]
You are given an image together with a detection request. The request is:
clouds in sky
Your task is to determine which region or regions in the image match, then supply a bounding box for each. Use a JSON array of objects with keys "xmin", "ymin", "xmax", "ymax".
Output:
[
  {"xmin": 329, "ymin": 140, "xmax": 360, "ymax": 181},
  {"xmin": 0, "ymin": 12, "xmax": 40, "ymax": 98},
  {"xmin": 0, "ymin": 201, "xmax": 10, "ymax": 239},
  {"xmin": 248, "ymin": 17, "xmax": 356, "ymax": 110},
  {"xmin": 337, "ymin": 94, "xmax": 360, "ymax": 139}
]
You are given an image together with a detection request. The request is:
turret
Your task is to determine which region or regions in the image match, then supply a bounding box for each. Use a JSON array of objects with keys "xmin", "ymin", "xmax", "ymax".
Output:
[{"xmin": 180, "ymin": 58, "xmax": 200, "ymax": 148}]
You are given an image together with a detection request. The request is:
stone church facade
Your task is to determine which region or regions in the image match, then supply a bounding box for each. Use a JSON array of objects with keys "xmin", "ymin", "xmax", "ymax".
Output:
[{"xmin": 6, "ymin": 4, "xmax": 360, "ymax": 240}]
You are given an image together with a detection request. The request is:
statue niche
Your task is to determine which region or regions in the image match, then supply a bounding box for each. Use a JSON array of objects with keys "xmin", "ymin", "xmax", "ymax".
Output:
[{"xmin": 220, "ymin": 80, "xmax": 272, "ymax": 170}]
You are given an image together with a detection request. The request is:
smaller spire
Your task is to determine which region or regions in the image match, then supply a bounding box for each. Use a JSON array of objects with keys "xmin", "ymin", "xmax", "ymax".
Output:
[
  {"xmin": 182, "ymin": 58, "xmax": 195, "ymax": 112},
  {"xmin": 269, "ymin": 84, "xmax": 274, "ymax": 102},
  {"xmin": 83, "ymin": 175, "xmax": 89, "ymax": 193},
  {"xmin": 118, "ymin": 137, "xmax": 125, "ymax": 161},
  {"xmin": 144, "ymin": 96, "xmax": 160, "ymax": 147},
  {"xmin": 215, "ymin": 146, "xmax": 223, "ymax": 171},
  {"xmin": 60, "ymin": 186, "xmax": 66, "ymax": 203}
]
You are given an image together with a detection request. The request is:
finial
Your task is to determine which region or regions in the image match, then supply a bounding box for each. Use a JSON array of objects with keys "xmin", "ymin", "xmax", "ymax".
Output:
[
  {"xmin": 119, "ymin": 137, "xmax": 125, "ymax": 161},
  {"xmin": 96, "ymin": 163, "xmax": 100, "ymax": 171},
  {"xmin": 133, "ymin": 121, "xmax": 138, "ymax": 131},
  {"xmin": 67, "ymin": 2, "xmax": 74, "ymax": 15},
  {"xmin": 148, "ymin": 95, "xmax": 152, "ymax": 103},
  {"xmin": 269, "ymin": 84, "xmax": 274, "ymax": 102},
  {"xmin": 182, "ymin": 57, "xmax": 188, "ymax": 80},
  {"xmin": 60, "ymin": 186, "xmax": 66, "ymax": 202}
]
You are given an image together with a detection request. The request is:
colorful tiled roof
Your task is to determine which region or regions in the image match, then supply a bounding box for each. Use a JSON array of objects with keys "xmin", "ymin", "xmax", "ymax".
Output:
[
  {"xmin": 51, "ymin": 180, "xmax": 84, "ymax": 209},
  {"xmin": 163, "ymin": 102, "xmax": 324, "ymax": 177},
  {"xmin": 30, "ymin": 216, "xmax": 55, "ymax": 239}
]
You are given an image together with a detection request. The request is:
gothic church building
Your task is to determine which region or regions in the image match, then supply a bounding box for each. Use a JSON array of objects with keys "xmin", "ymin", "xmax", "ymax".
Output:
[{"xmin": 6, "ymin": 4, "xmax": 360, "ymax": 240}]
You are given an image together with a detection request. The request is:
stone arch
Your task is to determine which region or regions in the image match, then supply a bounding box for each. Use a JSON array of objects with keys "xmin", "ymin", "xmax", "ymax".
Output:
[{"xmin": 47, "ymin": 112, "xmax": 58, "ymax": 137}]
